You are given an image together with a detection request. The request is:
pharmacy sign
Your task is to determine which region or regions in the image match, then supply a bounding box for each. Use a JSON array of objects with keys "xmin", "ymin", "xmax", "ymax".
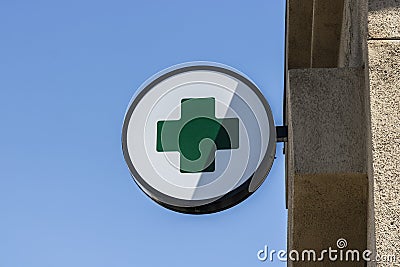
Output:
[{"xmin": 122, "ymin": 63, "xmax": 276, "ymax": 214}]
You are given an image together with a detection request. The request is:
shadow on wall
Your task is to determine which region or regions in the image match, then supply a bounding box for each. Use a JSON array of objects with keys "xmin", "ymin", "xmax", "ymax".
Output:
[{"xmin": 369, "ymin": 0, "xmax": 400, "ymax": 11}]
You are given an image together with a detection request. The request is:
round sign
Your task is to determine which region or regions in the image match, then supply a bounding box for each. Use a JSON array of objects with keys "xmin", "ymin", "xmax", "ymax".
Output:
[{"xmin": 122, "ymin": 62, "xmax": 276, "ymax": 214}]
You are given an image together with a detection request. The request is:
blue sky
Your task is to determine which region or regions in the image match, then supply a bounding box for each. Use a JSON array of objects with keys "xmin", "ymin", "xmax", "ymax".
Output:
[{"xmin": 0, "ymin": 1, "xmax": 286, "ymax": 266}]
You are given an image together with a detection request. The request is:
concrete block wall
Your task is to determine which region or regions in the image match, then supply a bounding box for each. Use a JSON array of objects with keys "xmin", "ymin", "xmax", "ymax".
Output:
[
  {"xmin": 367, "ymin": 1, "xmax": 400, "ymax": 265},
  {"xmin": 286, "ymin": 0, "xmax": 400, "ymax": 266},
  {"xmin": 287, "ymin": 68, "xmax": 368, "ymax": 266}
]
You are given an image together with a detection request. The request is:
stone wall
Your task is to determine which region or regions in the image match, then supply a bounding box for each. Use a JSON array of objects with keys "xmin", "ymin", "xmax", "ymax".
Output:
[
  {"xmin": 286, "ymin": 0, "xmax": 400, "ymax": 266},
  {"xmin": 367, "ymin": 1, "xmax": 400, "ymax": 265}
]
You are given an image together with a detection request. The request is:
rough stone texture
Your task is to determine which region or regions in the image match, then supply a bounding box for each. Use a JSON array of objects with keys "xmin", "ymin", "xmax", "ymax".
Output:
[
  {"xmin": 339, "ymin": 0, "xmax": 368, "ymax": 67},
  {"xmin": 288, "ymin": 68, "xmax": 366, "ymax": 174},
  {"xmin": 368, "ymin": 0, "xmax": 400, "ymax": 39},
  {"xmin": 286, "ymin": 72, "xmax": 295, "ymax": 262},
  {"xmin": 286, "ymin": 1, "xmax": 400, "ymax": 266},
  {"xmin": 287, "ymin": 68, "xmax": 368, "ymax": 266},
  {"xmin": 289, "ymin": 173, "xmax": 368, "ymax": 267},
  {"xmin": 367, "ymin": 40, "xmax": 400, "ymax": 266}
]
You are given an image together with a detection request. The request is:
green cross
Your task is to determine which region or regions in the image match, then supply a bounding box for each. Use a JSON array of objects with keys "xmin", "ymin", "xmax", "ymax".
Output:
[{"xmin": 156, "ymin": 97, "xmax": 239, "ymax": 173}]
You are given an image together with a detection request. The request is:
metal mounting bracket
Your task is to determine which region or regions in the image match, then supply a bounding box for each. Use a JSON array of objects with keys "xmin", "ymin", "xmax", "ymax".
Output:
[{"xmin": 276, "ymin": 126, "xmax": 288, "ymax": 143}]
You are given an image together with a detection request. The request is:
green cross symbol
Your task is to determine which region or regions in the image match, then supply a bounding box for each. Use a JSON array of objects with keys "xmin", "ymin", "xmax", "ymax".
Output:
[{"xmin": 156, "ymin": 97, "xmax": 239, "ymax": 173}]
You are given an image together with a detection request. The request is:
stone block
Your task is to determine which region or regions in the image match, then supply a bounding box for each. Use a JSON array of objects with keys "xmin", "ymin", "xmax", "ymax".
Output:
[
  {"xmin": 368, "ymin": 0, "xmax": 400, "ymax": 38},
  {"xmin": 287, "ymin": 68, "xmax": 367, "ymax": 175},
  {"xmin": 367, "ymin": 40, "xmax": 400, "ymax": 265}
]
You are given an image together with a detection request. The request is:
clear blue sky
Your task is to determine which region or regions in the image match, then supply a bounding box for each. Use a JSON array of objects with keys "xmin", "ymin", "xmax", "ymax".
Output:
[{"xmin": 0, "ymin": 1, "xmax": 286, "ymax": 266}]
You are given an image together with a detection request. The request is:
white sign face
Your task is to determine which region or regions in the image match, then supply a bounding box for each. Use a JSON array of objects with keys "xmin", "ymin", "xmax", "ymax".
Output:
[{"xmin": 122, "ymin": 63, "xmax": 276, "ymax": 214}]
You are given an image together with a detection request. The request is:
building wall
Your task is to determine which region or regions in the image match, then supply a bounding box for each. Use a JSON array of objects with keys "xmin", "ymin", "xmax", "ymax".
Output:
[
  {"xmin": 287, "ymin": 68, "xmax": 368, "ymax": 267},
  {"xmin": 286, "ymin": 0, "xmax": 400, "ymax": 266},
  {"xmin": 367, "ymin": 1, "xmax": 400, "ymax": 265}
]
